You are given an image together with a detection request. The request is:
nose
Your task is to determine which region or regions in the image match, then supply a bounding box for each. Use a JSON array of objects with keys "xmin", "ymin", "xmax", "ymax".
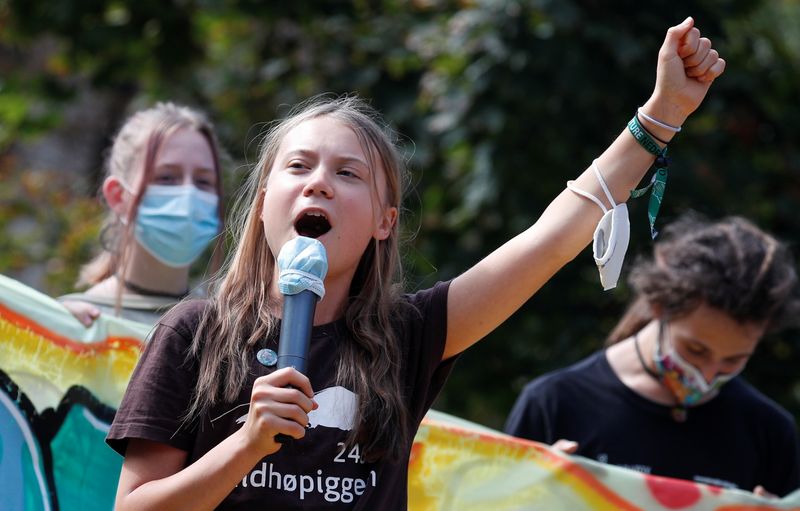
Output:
[
  {"xmin": 302, "ymin": 167, "xmax": 333, "ymax": 198},
  {"xmin": 170, "ymin": 170, "xmax": 194, "ymax": 187},
  {"xmin": 700, "ymin": 365, "xmax": 719, "ymax": 385}
]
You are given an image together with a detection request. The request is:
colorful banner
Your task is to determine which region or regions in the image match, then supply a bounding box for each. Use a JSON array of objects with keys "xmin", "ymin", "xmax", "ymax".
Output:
[{"xmin": 1, "ymin": 273, "xmax": 799, "ymax": 510}]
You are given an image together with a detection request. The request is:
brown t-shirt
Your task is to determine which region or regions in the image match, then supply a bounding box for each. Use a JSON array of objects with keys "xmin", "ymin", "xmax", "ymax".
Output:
[{"xmin": 107, "ymin": 280, "xmax": 454, "ymax": 510}]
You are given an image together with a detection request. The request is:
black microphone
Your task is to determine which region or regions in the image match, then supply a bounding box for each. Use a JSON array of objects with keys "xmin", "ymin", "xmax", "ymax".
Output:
[{"xmin": 273, "ymin": 237, "xmax": 327, "ymax": 444}]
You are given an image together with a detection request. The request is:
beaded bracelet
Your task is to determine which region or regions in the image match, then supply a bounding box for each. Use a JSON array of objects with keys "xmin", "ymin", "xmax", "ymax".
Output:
[{"xmin": 627, "ymin": 114, "xmax": 670, "ymax": 239}]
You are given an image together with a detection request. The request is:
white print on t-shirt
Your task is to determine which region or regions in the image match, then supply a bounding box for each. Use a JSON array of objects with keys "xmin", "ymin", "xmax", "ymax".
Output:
[
  {"xmin": 308, "ymin": 386, "xmax": 357, "ymax": 431},
  {"xmin": 234, "ymin": 386, "xmax": 372, "ymax": 502},
  {"xmin": 235, "ymin": 386, "xmax": 357, "ymax": 432},
  {"xmin": 240, "ymin": 462, "xmax": 377, "ymax": 503},
  {"xmin": 334, "ymin": 441, "xmax": 364, "ymax": 463}
]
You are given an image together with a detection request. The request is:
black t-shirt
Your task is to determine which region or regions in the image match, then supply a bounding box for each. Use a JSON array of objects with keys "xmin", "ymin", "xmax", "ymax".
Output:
[
  {"xmin": 504, "ymin": 349, "xmax": 800, "ymax": 497},
  {"xmin": 108, "ymin": 281, "xmax": 454, "ymax": 510}
]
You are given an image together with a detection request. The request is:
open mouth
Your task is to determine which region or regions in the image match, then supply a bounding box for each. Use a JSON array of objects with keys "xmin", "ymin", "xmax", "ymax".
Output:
[{"xmin": 295, "ymin": 211, "xmax": 331, "ymax": 238}]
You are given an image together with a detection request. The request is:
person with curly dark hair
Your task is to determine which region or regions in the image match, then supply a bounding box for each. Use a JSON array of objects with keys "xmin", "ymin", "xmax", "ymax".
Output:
[{"xmin": 505, "ymin": 213, "xmax": 800, "ymax": 497}]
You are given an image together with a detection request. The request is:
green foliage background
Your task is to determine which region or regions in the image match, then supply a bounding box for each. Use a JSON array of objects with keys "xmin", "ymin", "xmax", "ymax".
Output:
[{"xmin": 1, "ymin": 0, "xmax": 798, "ymax": 430}]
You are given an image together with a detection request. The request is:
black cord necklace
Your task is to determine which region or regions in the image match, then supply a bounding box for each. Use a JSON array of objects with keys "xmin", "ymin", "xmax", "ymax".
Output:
[
  {"xmin": 123, "ymin": 279, "xmax": 189, "ymax": 300},
  {"xmin": 634, "ymin": 333, "xmax": 662, "ymax": 381},
  {"xmin": 634, "ymin": 333, "xmax": 687, "ymax": 423}
]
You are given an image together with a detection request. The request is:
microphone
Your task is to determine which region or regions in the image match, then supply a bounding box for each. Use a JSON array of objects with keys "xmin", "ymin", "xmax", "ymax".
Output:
[
  {"xmin": 274, "ymin": 236, "xmax": 327, "ymax": 443},
  {"xmin": 276, "ymin": 290, "xmax": 318, "ymax": 374}
]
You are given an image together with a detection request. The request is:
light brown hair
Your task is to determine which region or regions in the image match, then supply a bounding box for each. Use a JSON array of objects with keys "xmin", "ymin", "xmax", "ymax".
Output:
[
  {"xmin": 189, "ymin": 95, "xmax": 413, "ymax": 461},
  {"xmin": 78, "ymin": 102, "xmax": 225, "ymax": 292}
]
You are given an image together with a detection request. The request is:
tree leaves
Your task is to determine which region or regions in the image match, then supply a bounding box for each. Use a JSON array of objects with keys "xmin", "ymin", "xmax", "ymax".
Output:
[{"xmin": 2, "ymin": 0, "xmax": 799, "ymax": 429}]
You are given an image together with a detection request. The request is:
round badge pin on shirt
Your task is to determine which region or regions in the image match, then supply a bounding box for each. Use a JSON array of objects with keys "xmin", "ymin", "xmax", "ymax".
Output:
[{"xmin": 257, "ymin": 348, "xmax": 278, "ymax": 367}]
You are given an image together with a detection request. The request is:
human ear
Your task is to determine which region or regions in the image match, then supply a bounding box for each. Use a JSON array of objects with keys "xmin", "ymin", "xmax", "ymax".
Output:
[
  {"xmin": 374, "ymin": 206, "xmax": 398, "ymax": 241},
  {"xmin": 102, "ymin": 176, "xmax": 130, "ymax": 218}
]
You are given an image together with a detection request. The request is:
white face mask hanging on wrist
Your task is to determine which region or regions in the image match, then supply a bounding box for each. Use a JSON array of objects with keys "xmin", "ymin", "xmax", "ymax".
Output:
[{"xmin": 567, "ymin": 160, "xmax": 630, "ymax": 290}]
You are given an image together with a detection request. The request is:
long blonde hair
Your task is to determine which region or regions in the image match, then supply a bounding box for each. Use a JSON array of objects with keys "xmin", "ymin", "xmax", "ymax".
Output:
[
  {"xmin": 189, "ymin": 95, "xmax": 413, "ymax": 461},
  {"xmin": 78, "ymin": 102, "xmax": 225, "ymax": 291}
]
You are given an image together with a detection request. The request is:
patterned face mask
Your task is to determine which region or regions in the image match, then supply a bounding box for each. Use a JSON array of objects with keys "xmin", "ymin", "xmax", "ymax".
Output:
[{"xmin": 652, "ymin": 321, "xmax": 741, "ymax": 407}]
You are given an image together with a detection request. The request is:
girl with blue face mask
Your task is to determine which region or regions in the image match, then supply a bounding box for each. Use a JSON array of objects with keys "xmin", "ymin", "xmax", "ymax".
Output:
[
  {"xmin": 59, "ymin": 103, "xmax": 225, "ymax": 326},
  {"xmin": 505, "ymin": 213, "xmax": 800, "ymax": 497}
]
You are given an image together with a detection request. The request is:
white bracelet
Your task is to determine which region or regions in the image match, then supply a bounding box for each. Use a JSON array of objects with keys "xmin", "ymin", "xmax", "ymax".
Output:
[{"xmin": 637, "ymin": 108, "xmax": 681, "ymax": 133}]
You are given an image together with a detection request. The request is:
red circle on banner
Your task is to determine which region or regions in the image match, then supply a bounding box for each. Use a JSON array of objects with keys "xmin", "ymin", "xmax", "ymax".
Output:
[{"xmin": 645, "ymin": 475, "xmax": 702, "ymax": 509}]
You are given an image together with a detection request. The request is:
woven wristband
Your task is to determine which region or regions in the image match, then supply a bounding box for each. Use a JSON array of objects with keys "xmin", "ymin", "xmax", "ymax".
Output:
[
  {"xmin": 627, "ymin": 115, "xmax": 669, "ymax": 239},
  {"xmin": 627, "ymin": 115, "xmax": 664, "ymax": 156}
]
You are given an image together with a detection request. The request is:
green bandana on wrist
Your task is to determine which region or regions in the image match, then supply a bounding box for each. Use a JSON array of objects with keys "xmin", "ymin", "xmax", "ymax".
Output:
[{"xmin": 627, "ymin": 115, "xmax": 670, "ymax": 239}]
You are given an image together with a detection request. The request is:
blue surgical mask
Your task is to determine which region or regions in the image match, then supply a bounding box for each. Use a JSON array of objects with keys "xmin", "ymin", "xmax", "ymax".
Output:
[
  {"xmin": 277, "ymin": 236, "xmax": 328, "ymax": 298},
  {"xmin": 134, "ymin": 184, "xmax": 220, "ymax": 267}
]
